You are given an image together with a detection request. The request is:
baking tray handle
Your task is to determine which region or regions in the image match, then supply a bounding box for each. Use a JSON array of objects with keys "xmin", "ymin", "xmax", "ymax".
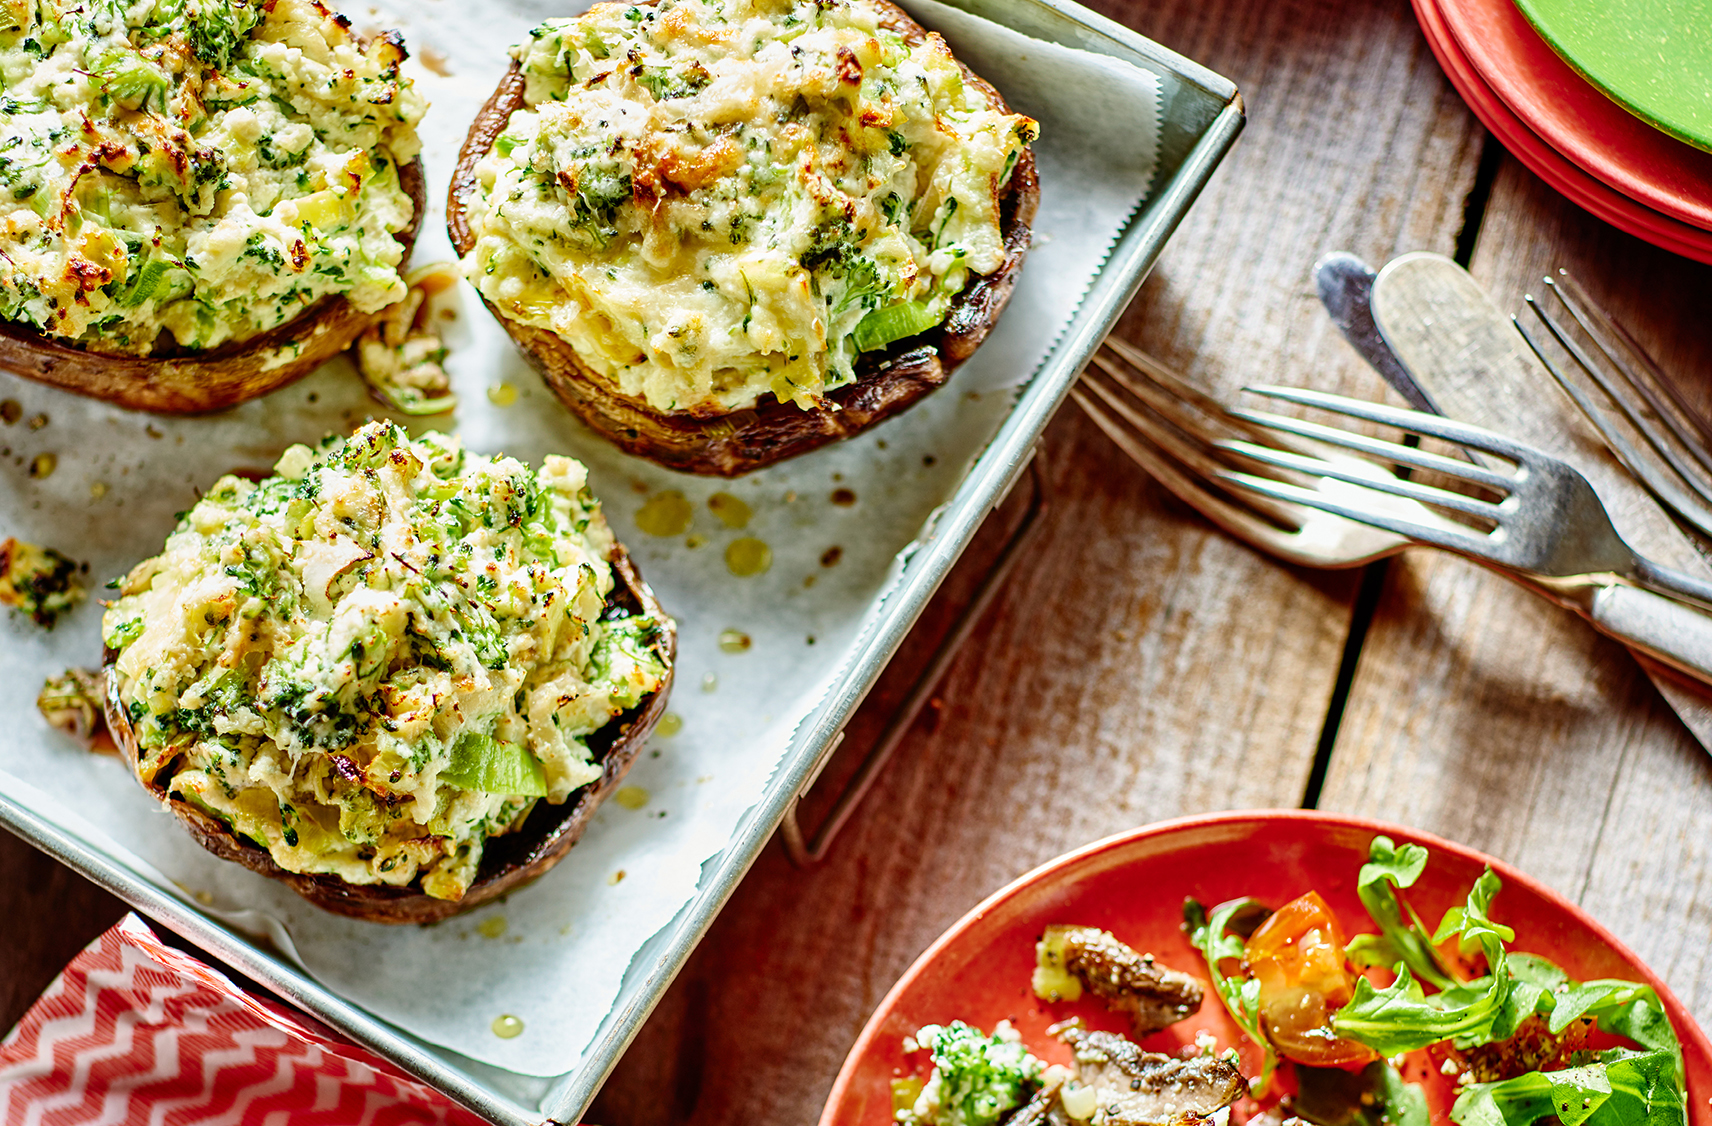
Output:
[{"xmin": 780, "ymin": 447, "xmax": 1052, "ymax": 866}]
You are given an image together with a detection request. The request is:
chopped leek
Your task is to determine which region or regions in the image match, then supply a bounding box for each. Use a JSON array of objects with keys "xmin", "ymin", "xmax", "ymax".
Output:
[
  {"xmin": 853, "ymin": 300, "xmax": 941, "ymax": 352},
  {"xmin": 441, "ymin": 732, "xmax": 548, "ymax": 797},
  {"xmin": 118, "ymin": 260, "xmax": 170, "ymax": 307}
]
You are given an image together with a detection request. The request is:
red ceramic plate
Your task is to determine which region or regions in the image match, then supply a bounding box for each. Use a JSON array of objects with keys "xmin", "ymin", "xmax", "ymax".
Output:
[
  {"xmin": 1411, "ymin": 0, "xmax": 1712, "ymax": 265},
  {"xmin": 818, "ymin": 811, "xmax": 1712, "ymax": 1126},
  {"xmin": 1435, "ymin": 0, "xmax": 1712, "ymax": 231}
]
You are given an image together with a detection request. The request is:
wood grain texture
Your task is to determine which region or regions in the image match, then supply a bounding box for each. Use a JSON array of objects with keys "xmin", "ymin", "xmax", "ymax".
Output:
[
  {"xmin": 1108, "ymin": 0, "xmax": 1483, "ymax": 399},
  {"xmin": 1319, "ymin": 154, "xmax": 1712, "ymax": 1023},
  {"xmin": 590, "ymin": 406, "xmax": 1357, "ymax": 1126},
  {"xmin": 589, "ymin": 1, "xmax": 1485, "ymax": 1120},
  {"xmin": 0, "ymin": 827, "xmax": 126, "ymax": 1034}
]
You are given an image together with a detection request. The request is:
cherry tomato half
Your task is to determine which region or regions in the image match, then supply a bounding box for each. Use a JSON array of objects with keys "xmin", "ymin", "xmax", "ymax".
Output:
[{"xmin": 1244, "ymin": 891, "xmax": 1377, "ymax": 1068}]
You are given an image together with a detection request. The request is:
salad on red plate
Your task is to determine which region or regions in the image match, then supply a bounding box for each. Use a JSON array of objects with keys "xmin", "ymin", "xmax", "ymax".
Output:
[{"xmin": 887, "ymin": 837, "xmax": 1687, "ymax": 1126}]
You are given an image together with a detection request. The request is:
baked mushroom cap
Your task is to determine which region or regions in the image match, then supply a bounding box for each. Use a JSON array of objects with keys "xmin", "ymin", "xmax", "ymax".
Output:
[
  {"xmin": 447, "ymin": 1, "xmax": 1040, "ymax": 477},
  {"xmin": 104, "ymin": 545, "xmax": 675, "ymax": 926},
  {"xmin": 0, "ymin": 158, "xmax": 426, "ymax": 416}
]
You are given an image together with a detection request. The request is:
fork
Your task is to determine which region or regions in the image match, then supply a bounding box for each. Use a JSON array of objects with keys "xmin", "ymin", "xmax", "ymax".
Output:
[
  {"xmin": 1514, "ymin": 271, "xmax": 1712, "ymax": 541},
  {"xmin": 1219, "ymin": 386, "xmax": 1712, "ymax": 686},
  {"xmin": 1074, "ymin": 342, "xmax": 1712, "ymax": 684},
  {"xmin": 1072, "ymin": 337, "xmax": 1464, "ymax": 570}
]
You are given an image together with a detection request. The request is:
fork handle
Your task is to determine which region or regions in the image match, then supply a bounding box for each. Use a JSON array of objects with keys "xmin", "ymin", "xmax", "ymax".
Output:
[
  {"xmin": 1631, "ymin": 557, "xmax": 1712, "ymax": 613},
  {"xmin": 1591, "ymin": 584, "xmax": 1712, "ymax": 688}
]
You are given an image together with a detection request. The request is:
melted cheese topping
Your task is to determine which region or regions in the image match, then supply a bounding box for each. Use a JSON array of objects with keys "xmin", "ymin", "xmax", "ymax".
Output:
[
  {"xmin": 0, "ymin": 0, "xmax": 425, "ymax": 353},
  {"xmin": 462, "ymin": 0, "xmax": 1037, "ymax": 415},
  {"xmin": 103, "ymin": 422, "xmax": 673, "ymax": 901}
]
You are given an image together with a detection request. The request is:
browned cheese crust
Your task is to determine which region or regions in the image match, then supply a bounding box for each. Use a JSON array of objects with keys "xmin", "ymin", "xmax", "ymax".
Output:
[
  {"xmin": 447, "ymin": 1, "xmax": 1040, "ymax": 476},
  {"xmin": 0, "ymin": 159, "xmax": 426, "ymax": 415},
  {"xmin": 103, "ymin": 545, "xmax": 676, "ymax": 925}
]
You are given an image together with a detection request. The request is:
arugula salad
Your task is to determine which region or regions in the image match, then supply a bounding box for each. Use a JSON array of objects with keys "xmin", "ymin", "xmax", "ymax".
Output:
[{"xmin": 1184, "ymin": 838, "xmax": 1689, "ymax": 1126}]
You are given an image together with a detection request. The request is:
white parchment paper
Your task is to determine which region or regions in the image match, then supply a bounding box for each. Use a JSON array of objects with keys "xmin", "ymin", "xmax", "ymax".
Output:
[{"xmin": 0, "ymin": 0, "xmax": 1159, "ymax": 1079}]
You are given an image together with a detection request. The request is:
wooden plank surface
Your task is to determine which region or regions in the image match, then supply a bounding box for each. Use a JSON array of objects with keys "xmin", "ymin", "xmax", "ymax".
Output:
[
  {"xmin": 1318, "ymin": 154, "xmax": 1712, "ymax": 1022},
  {"xmin": 0, "ymin": 832, "xmax": 126, "ymax": 1037},
  {"xmin": 589, "ymin": 0, "xmax": 1485, "ymax": 1119}
]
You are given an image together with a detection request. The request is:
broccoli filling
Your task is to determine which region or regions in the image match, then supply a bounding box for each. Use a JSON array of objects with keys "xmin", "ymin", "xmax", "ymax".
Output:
[
  {"xmin": 0, "ymin": 0, "xmax": 425, "ymax": 352},
  {"xmin": 461, "ymin": 0, "xmax": 1038, "ymax": 416},
  {"xmin": 103, "ymin": 422, "xmax": 673, "ymax": 901}
]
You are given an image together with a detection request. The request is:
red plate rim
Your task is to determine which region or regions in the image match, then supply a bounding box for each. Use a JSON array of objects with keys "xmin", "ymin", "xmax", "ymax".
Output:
[
  {"xmin": 817, "ymin": 808, "xmax": 1712, "ymax": 1126},
  {"xmin": 1410, "ymin": 0, "xmax": 1712, "ymax": 265},
  {"xmin": 1434, "ymin": 0, "xmax": 1712, "ymax": 231}
]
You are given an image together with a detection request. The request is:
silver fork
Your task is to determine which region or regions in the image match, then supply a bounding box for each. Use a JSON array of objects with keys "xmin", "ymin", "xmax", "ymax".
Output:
[
  {"xmin": 1221, "ymin": 386, "xmax": 1712, "ymax": 687},
  {"xmin": 1515, "ymin": 271, "xmax": 1712, "ymax": 540},
  {"xmin": 1072, "ymin": 338, "xmax": 1465, "ymax": 569}
]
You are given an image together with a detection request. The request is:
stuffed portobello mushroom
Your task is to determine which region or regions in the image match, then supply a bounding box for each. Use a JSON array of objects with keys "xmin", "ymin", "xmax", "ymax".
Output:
[
  {"xmin": 448, "ymin": 0, "xmax": 1040, "ymax": 475},
  {"xmin": 102, "ymin": 422, "xmax": 676, "ymax": 923},
  {"xmin": 0, "ymin": 0, "xmax": 428, "ymax": 413}
]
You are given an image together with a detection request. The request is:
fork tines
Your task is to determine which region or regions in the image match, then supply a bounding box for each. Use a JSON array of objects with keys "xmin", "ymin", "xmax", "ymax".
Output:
[
  {"xmin": 1073, "ymin": 339, "xmax": 1311, "ymax": 542},
  {"xmin": 1212, "ymin": 386, "xmax": 1532, "ymax": 556},
  {"xmin": 1076, "ymin": 347, "xmax": 1495, "ymax": 568},
  {"xmin": 1516, "ymin": 272, "xmax": 1712, "ymax": 539},
  {"xmin": 1224, "ymin": 387, "xmax": 1522, "ymax": 481}
]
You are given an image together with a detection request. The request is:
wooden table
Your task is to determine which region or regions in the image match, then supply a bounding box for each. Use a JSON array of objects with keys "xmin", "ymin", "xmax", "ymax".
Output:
[{"xmin": 6, "ymin": 0, "xmax": 1712, "ymax": 1119}]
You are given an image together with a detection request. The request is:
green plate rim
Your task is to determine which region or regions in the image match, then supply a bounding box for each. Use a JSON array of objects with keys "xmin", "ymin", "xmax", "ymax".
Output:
[{"xmin": 1511, "ymin": 0, "xmax": 1712, "ymax": 154}]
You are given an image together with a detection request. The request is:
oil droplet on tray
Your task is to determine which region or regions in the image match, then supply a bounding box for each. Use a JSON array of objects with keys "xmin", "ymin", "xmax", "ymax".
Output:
[
  {"xmin": 486, "ymin": 382, "xmax": 518, "ymax": 406},
  {"xmin": 635, "ymin": 490, "xmax": 693, "ymax": 536},
  {"xmin": 0, "ymin": 400, "xmax": 18, "ymax": 424},
  {"xmin": 701, "ymin": 673, "xmax": 717, "ymax": 692},
  {"xmin": 615, "ymin": 785, "xmax": 649, "ymax": 810},
  {"xmin": 608, "ymin": 869, "xmax": 626, "ymax": 885},
  {"xmin": 492, "ymin": 1015, "xmax": 524, "ymax": 1039},
  {"xmin": 820, "ymin": 546, "xmax": 843, "ymax": 567},
  {"xmin": 830, "ymin": 488, "xmax": 856, "ymax": 506},
  {"xmin": 725, "ymin": 536, "xmax": 771, "ymax": 576},
  {"xmin": 28, "ymin": 413, "xmax": 48, "ymax": 431},
  {"xmin": 685, "ymin": 533, "xmax": 707, "ymax": 549},
  {"xmin": 719, "ymin": 628, "xmax": 752, "ymax": 653},
  {"xmin": 707, "ymin": 491, "xmax": 751, "ymax": 529},
  {"xmin": 420, "ymin": 46, "xmax": 453, "ymax": 76},
  {"xmin": 656, "ymin": 712, "xmax": 683, "ymax": 737},
  {"xmin": 90, "ymin": 481, "xmax": 108, "ymax": 499},
  {"xmin": 29, "ymin": 452, "xmax": 56, "ymax": 479},
  {"xmin": 477, "ymin": 916, "xmax": 508, "ymax": 939}
]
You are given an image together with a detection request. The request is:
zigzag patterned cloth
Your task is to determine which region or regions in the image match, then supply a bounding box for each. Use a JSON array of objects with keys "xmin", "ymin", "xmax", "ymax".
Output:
[{"xmin": 0, "ymin": 913, "xmax": 483, "ymax": 1125}]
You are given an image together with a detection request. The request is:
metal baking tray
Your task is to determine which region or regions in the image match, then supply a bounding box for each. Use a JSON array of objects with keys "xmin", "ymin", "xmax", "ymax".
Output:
[{"xmin": 0, "ymin": 0, "xmax": 1240, "ymax": 1119}]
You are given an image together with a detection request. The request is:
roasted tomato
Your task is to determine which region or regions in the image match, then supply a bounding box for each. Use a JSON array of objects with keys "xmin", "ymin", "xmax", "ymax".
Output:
[{"xmin": 1244, "ymin": 891, "xmax": 1378, "ymax": 1068}]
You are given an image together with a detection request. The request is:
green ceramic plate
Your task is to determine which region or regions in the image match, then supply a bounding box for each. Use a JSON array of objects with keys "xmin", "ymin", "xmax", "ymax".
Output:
[{"xmin": 1512, "ymin": 0, "xmax": 1712, "ymax": 153}]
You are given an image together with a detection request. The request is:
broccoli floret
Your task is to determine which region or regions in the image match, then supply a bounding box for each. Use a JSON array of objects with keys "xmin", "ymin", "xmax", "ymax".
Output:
[
  {"xmin": 589, "ymin": 617, "xmax": 668, "ymax": 709},
  {"xmin": 900, "ymin": 1021, "xmax": 1042, "ymax": 1126},
  {"xmin": 184, "ymin": 0, "xmax": 262, "ymax": 71}
]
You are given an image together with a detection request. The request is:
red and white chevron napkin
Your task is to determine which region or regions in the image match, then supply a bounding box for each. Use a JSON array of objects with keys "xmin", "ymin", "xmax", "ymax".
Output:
[{"xmin": 0, "ymin": 913, "xmax": 484, "ymax": 1126}]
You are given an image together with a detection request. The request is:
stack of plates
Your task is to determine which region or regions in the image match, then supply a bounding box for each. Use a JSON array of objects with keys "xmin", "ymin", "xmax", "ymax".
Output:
[{"xmin": 1413, "ymin": 0, "xmax": 1712, "ymax": 263}]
